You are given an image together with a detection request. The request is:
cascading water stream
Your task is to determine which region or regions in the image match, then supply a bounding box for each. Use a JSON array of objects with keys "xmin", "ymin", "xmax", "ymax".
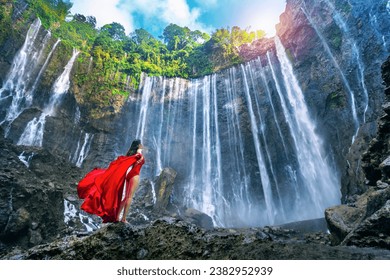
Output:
[
  {"xmin": 26, "ymin": 38, "xmax": 61, "ymax": 105},
  {"xmin": 369, "ymin": 13, "xmax": 388, "ymax": 51},
  {"xmin": 18, "ymin": 49, "xmax": 80, "ymax": 147},
  {"xmin": 246, "ymin": 61, "xmax": 286, "ymax": 220},
  {"xmin": 186, "ymin": 80, "xmax": 199, "ymax": 209},
  {"xmin": 275, "ymin": 37, "xmax": 340, "ymax": 216},
  {"xmin": 322, "ymin": 0, "xmax": 369, "ymax": 123},
  {"xmin": 387, "ymin": 0, "xmax": 390, "ymax": 14},
  {"xmin": 72, "ymin": 132, "xmax": 94, "ymax": 167},
  {"xmin": 0, "ymin": 19, "xmax": 51, "ymax": 133},
  {"xmin": 135, "ymin": 76, "xmax": 154, "ymax": 141},
  {"xmin": 223, "ymin": 68, "xmax": 254, "ymax": 225},
  {"xmin": 301, "ymin": 6, "xmax": 359, "ymax": 143},
  {"xmin": 211, "ymin": 74, "xmax": 224, "ymax": 225},
  {"xmin": 0, "ymin": 18, "xmax": 42, "ymax": 99},
  {"xmin": 154, "ymin": 78, "xmax": 166, "ymax": 175},
  {"xmin": 240, "ymin": 64, "xmax": 276, "ymax": 224},
  {"xmin": 256, "ymin": 57, "xmax": 289, "ymax": 156}
]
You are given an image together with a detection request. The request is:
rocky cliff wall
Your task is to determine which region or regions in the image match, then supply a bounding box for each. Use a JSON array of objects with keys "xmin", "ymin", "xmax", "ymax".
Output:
[{"xmin": 275, "ymin": 0, "xmax": 389, "ymax": 199}]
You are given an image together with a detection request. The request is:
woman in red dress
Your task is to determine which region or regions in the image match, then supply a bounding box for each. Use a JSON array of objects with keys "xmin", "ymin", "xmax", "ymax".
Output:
[{"xmin": 77, "ymin": 140, "xmax": 145, "ymax": 223}]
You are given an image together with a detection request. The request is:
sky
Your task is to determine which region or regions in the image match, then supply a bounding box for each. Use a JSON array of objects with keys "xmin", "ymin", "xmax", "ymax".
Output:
[{"xmin": 69, "ymin": 0, "xmax": 286, "ymax": 38}]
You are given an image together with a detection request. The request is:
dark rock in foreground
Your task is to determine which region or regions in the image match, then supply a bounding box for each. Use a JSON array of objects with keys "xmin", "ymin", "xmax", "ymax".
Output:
[
  {"xmin": 5, "ymin": 218, "xmax": 390, "ymax": 260},
  {"xmin": 0, "ymin": 127, "xmax": 82, "ymax": 253}
]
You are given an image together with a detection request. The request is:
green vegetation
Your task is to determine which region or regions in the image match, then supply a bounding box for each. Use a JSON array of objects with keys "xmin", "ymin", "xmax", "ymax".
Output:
[
  {"xmin": 0, "ymin": 1, "xmax": 13, "ymax": 46},
  {"xmin": 326, "ymin": 91, "xmax": 346, "ymax": 109},
  {"xmin": 4, "ymin": 0, "xmax": 266, "ymax": 100},
  {"xmin": 325, "ymin": 23, "xmax": 343, "ymax": 51}
]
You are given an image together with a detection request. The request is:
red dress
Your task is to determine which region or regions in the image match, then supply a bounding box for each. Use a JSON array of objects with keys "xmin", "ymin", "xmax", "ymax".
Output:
[{"xmin": 77, "ymin": 153, "xmax": 144, "ymax": 223}]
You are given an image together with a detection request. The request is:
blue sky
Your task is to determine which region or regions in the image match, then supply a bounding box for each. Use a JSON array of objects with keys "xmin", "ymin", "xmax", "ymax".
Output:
[{"xmin": 69, "ymin": 0, "xmax": 286, "ymax": 38}]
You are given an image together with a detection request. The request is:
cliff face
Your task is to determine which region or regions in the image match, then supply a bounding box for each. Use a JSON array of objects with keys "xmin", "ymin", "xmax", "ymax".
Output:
[
  {"xmin": 276, "ymin": 0, "xmax": 389, "ymax": 199},
  {"xmin": 0, "ymin": 0, "xmax": 390, "ymax": 257},
  {"xmin": 323, "ymin": 56, "xmax": 390, "ymax": 249}
]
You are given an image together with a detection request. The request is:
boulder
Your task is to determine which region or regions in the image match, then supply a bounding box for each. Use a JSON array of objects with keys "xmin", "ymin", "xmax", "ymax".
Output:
[
  {"xmin": 380, "ymin": 156, "xmax": 390, "ymax": 179},
  {"xmin": 325, "ymin": 186, "xmax": 390, "ymax": 247},
  {"xmin": 341, "ymin": 200, "xmax": 390, "ymax": 249},
  {"xmin": 182, "ymin": 208, "xmax": 214, "ymax": 230},
  {"xmin": 154, "ymin": 167, "xmax": 177, "ymax": 211},
  {"xmin": 325, "ymin": 205, "xmax": 365, "ymax": 244}
]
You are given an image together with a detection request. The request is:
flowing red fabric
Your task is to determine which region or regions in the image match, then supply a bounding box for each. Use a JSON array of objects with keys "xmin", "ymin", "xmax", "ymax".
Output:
[{"xmin": 77, "ymin": 154, "xmax": 141, "ymax": 223}]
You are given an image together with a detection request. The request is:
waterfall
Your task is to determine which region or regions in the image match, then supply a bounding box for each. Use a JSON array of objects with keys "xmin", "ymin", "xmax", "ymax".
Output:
[
  {"xmin": 135, "ymin": 76, "xmax": 154, "ymax": 141},
  {"xmin": 246, "ymin": 61, "xmax": 287, "ymax": 220},
  {"xmin": 274, "ymin": 37, "xmax": 340, "ymax": 218},
  {"xmin": 301, "ymin": 6, "xmax": 359, "ymax": 143},
  {"xmin": 323, "ymin": 0, "xmax": 369, "ymax": 123},
  {"xmin": 72, "ymin": 132, "xmax": 93, "ymax": 167},
  {"xmin": 17, "ymin": 114, "xmax": 46, "ymax": 146},
  {"xmin": 186, "ymin": 80, "xmax": 199, "ymax": 210},
  {"xmin": 369, "ymin": 13, "xmax": 388, "ymax": 51},
  {"xmin": 18, "ymin": 151, "xmax": 34, "ymax": 167},
  {"xmin": 240, "ymin": 64, "xmax": 276, "ymax": 224},
  {"xmin": 133, "ymin": 45, "xmax": 341, "ymax": 226},
  {"xmin": 0, "ymin": 18, "xmax": 42, "ymax": 99},
  {"xmin": 26, "ymin": 38, "xmax": 61, "ymax": 105},
  {"xmin": 256, "ymin": 57, "xmax": 288, "ymax": 156},
  {"xmin": 211, "ymin": 74, "xmax": 223, "ymax": 225},
  {"xmin": 64, "ymin": 199, "xmax": 99, "ymax": 232},
  {"xmin": 0, "ymin": 19, "xmax": 49, "ymax": 131},
  {"xmin": 387, "ymin": 0, "xmax": 390, "ymax": 14},
  {"xmin": 154, "ymin": 78, "xmax": 166, "ymax": 175},
  {"xmin": 18, "ymin": 49, "xmax": 80, "ymax": 147},
  {"xmin": 224, "ymin": 68, "xmax": 253, "ymax": 224}
]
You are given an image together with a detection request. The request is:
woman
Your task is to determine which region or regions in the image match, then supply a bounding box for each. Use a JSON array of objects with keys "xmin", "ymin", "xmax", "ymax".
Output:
[{"xmin": 77, "ymin": 140, "xmax": 145, "ymax": 223}]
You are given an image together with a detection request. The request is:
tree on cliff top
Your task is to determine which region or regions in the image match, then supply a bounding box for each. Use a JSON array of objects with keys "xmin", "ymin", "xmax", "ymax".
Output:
[{"xmin": 23, "ymin": 0, "xmax": 266, "ymax": 90}]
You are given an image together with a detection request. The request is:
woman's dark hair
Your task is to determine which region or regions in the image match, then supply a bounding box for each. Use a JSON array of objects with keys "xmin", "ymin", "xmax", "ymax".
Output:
[{"xmin": 126, "ymin": 139, "xmax": 141, "ymax": 156}]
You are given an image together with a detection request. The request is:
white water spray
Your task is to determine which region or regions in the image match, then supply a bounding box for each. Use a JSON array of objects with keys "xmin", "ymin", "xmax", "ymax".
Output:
[
  {"xmin": 275, "ymin": 37, "xmax": 340, "ymax": 217},
  {"xmin": 18, "ymin": 49, "xmax": 80, "ymax": 146},
  {"xmin": 240, "ymin": 64, "xmax": 276, "ymax": 224},
  {"xmin": 0, "ymin": 19, "xmax": 49, "ymax": 132}
]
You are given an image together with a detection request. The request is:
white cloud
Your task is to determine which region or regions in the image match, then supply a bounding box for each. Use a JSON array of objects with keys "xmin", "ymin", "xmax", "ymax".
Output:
[
  {"xmin": 70, "ymin": 0, "xmax": 134, "ymax": 33},
  {"xmin": 121, "ymin": 0, "xmax": 212, "ymax": 32},
  {"xmin": 71, "ymin": 0, "xmax": 213, "ymax": 35},
  {"xmin": 161, "ymin": 0, "xmax": 203, "ymax": 29}
]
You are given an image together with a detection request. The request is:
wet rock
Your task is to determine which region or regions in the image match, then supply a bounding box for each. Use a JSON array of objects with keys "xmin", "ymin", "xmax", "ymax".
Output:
[
  {"xmin": 3, "ymin": 207, "xmax": 30, "ymax": 238},
  {"xmin": 278, "ymin": 218, "xmax": 329, "ymax": 233},
  {"xmin": 325, "ymin": 186, "xmax": 390, "ymax": 246},
  {"xmin": 325, "ymin": 205, "xmax": 365, "ymax": 244},
  {"xmin": 182, "ymin": 208, "xmax": 214, "ymax": 230},
  {"xmin": 154, "ymin": 168, "xmax": 176, "ymax": 210},
  {"xmin": 29, "ymin": 229, "xmax": 43, "ymax": 246},
  {"xmin": 136, "ymin": 248, "xmax": 148, "ymax": 260},
  {"xmin": 342, "ymin": 200, "xmax": 390, "ymax": 249},
  {"xmin": 0, "ymin": 132, "xmax": 83, "ymax": 253},
  {"xmin": 4, "ymin": 219, "xmax": 390, "ymax": 260},
  {"xmin": 380, "ymin": 156, "xmax": 390, "ymax": 178}
]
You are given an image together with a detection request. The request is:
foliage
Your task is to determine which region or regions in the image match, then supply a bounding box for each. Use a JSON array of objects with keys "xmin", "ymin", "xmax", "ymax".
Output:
[
  {"xmin": 325, "ymin": 23, "xmax": 343, "ymax": 51},
  {"xmin": 3, "ymin": 0, "xmax": 266, "ymax": 97},
  {"xmin": 0, "ymin": 1, "xmax": 12, "ymax": 46},
  {"xmin": 326, "ymin": 91, "xmax": 346, "ymax": 109},
  {"xmin": 27, "ymin": 0, "xmax": 72, "ymax": 29}
]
